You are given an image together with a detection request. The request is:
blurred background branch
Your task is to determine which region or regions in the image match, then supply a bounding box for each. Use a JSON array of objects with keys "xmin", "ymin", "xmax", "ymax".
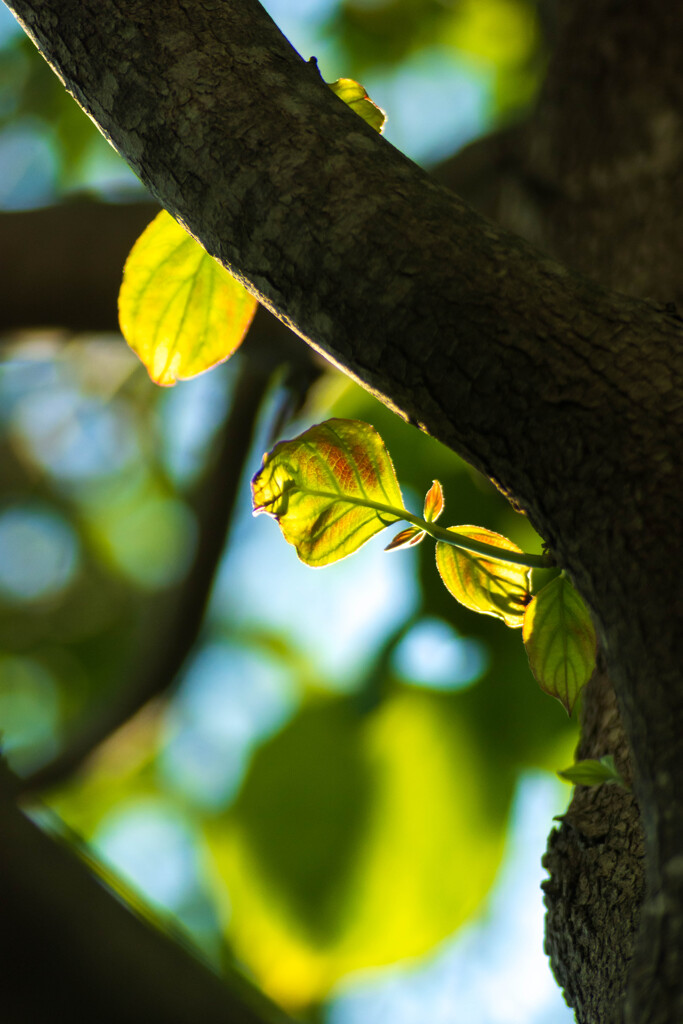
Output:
[
  {"xmin": 0, "ymin": 763, "xmax": 293, "ymax": 1024},
  {"xmin": 19, "ymin": 350, "xmax": 279, "ymax": 794}
]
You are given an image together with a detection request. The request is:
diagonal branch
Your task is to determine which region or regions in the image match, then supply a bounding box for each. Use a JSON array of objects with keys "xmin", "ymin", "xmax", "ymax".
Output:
[{"xmin": 0, "ymin": 761, "xmax": 293, "ymax": 1024}]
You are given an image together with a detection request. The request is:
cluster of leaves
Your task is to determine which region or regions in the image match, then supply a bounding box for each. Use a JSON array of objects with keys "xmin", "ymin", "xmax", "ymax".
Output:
[
  {"xmin": 117, "ymin": 66, "xmax": 603, "ymax": 771},
  {"xmin": 251, "ymin": 418, "xmax": 597, "ymax": 715}
]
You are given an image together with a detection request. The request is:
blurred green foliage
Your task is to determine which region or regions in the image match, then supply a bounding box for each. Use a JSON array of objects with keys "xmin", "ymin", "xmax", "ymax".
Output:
[
  {"xmin": 327, "ymin": 0, "xmax": 543, "ymax": 118},
  {"xmin": 207, "ymin": 687, "xmax": 508, "ymax": 1007}
]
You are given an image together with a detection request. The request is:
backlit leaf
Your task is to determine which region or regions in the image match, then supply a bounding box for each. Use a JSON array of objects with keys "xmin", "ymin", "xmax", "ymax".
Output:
[
  {"xmin": 118, "ymin": 210, "xmax": 257, "ymax": 386},
  {"xmin": 523, "ymin": 574, "xmax": 597, "ymax": 714},
  {"xmin": 327, "ymin": 78, "xmax": 387, "ymax": 132},
  {"xmin": 251, "ymin": 419, "xmax": 404, "ymax": 566},
  {"xmin": 435, "ymin": 526, "xmax": 530, "ymax": 627},
  {"xmin": 384, "ymin": 526, "xmax": 425, "ymax": 551},
  {"xmin": 423, "ymin": 479, "xmax": 444, "ymax": 522},
  {"xmin": 558, "ymin": 754, "xmax": 628, "ymax": 790}
]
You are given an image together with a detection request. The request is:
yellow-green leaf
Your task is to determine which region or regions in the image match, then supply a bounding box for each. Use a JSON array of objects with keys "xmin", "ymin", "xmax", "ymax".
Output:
[
  {"xmin": 423, "ymin": 479, "xmax": 444, "ymax": 523},
  {"xmin": 251, "ymin": 419, "xmax": 404, "ymax": 566},
  {"xmin": 118, "ymin": 210, "xmax": 257, "ymax": 386},
  {"xmin": 523, "ymin": 574, "xmax": 597, "ymax": 714},
  {"xmin": 435, "ymin": 526, "xmax": 530, "ymax": 627},
  {"xmin": 327, "ymin": 78, "xmax": 386, "ymax": 133}
]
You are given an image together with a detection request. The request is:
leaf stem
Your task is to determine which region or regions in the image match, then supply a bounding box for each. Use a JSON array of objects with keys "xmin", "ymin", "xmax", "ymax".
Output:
[
  {"xmin": 295, "ymin": 488, "xmax": 552, "ymax": 569},
  {"xmin": 400, "ymin": 511, "xmax": 552, "ymax": 569}
]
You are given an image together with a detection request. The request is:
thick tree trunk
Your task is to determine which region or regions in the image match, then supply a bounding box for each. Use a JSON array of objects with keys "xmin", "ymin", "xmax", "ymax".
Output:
[
  {"xmin": 542, "ymin": 667, "xmax": 644, "ymax": 1022},
  {"xmin": 3, "ymin": 1, "xmax": 682, "ymax": 1021}
]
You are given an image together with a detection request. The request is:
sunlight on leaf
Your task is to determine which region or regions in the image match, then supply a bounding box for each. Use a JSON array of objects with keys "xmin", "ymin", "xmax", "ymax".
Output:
[
  {"xmin": 522, "ymin": 574, "xmax": 597, "ymax": 714},
  {"xmin": 384, "ymin": 525, "xmax": 425, "ymax": 551},
  {"xmin": 327, "ymin": 78, "xmax": 387, "ymax": 132},
  {"xmin": 423, "ymin": 479, "xmax": 444, "ymax": 522},
  {"xmin": 251, "ymin": 419, "xmax": 404, "ymax": 566},
  {"xmin": 118, "ymin": 210, "xmax": 257, "ymax": 386},
  {"xmin": 435, "ymin": 526, "xmax": 530, "ymax": 627}
]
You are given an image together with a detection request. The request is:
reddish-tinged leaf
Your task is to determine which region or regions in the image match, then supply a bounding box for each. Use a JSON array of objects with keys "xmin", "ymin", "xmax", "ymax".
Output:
[
  {"xmin": 252, "ymin": 419, "xmax": 404, "ymax": 566},
  {"xmin": 435, "ymin": 526, "xmax": 531, "ymax": 627},
  {"xmin": 423, "ymin": 480, "xmax": 444, "ymax": 523},
  {"xmin": 522, "ymin": 575, "xmax": 597, "ymax": 715},
  {"xmin": 385, "ymin": 526, "xmax": 426, "ymax": 551}
]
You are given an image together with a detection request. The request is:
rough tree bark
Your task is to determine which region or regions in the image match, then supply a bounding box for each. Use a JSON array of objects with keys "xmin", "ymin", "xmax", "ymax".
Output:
[{"xmin": 2, "ymin": 1, "xmax": 682, "ymax": 1022}]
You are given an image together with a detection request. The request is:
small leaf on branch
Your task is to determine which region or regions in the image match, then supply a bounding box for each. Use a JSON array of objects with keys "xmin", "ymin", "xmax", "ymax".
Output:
[
  {"xmin": 423, "ymin": 480, "xmax": 444, "ymax": 523},
  {"xmin": 558, "ymin": 755, "xmax": 629, "ymax": 790},
  {"xmin": 327, "ymin": 78, "xmax": 387, "ymax": 133},
  {"xmin": 118, "ymin": 210, "xmax": 257, "ymax": 386},
  {"xmin": 522, "ymin": 574, "xmax": 597, "ymax": 715},
  {"xmin": 385, "ymin": 526, "xmax": 425, "ymax": 551},
  {"xmin": 252, "ymin": 419, "xmax": 404, "ymax": 566},
  {"xmin": 435, "ymin": 527, "xmax": 530, "ymax": 627}
]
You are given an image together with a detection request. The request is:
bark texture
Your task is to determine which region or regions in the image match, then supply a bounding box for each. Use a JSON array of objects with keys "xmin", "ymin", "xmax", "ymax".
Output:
[
  {"xmin": 2, "ymin": 0, "xmax": 682, "ymax": 1021},
  {"xmin": 543, "ymin": 665, "xmax": 644, "ymax": 1022}
]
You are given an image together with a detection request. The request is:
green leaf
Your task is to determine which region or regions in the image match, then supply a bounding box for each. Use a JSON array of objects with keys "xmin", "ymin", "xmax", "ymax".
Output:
[
  {"xmin": 423, "ymin": 479, "xmax": 444, "ymax": 523},
  {"xmin": 118, "ymin": 210, "xmax": 257, "ymax": 386},
  {"xmin": 327, "ymin": 77, "xmax": 387, "ymax": 132},
  {"xmin": 522, "ymin": 574, "xmax": 597, "ymax": 714},
  {"xmin": 558, "ymin": 754, "xmax": 629, "ymax": 790},
  {"xmin": 251, "ymin": 419, "xmax": 404, "ymax": 566},
  {"xmin": 435, "ymin": 526, "xmax": 531, "ymax": 627}
]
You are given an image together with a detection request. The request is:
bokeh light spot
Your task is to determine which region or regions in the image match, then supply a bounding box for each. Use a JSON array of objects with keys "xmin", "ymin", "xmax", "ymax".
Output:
[
  {"xmin": 0, "ymin": 655, "xmax": 60, "ymax": 772},
  {"xmin": 0, "ymin": 504, "xmax": 80, "ymax": 602},
  {"xmin": 13, "ymin": 387, "xmax": 139, "ymax": 482},
  {"xmin": 96, "ymin": 495, "xmax": 196, "ymax": 590},
  {"xmin": 92, "ymin": 801, "xmax": 200, "ymax": 913},
  {"xmin": 0, "ymin": 120, "xmax": 59, "ymax": 209},
  {"xmin": 392, "ymin": 617, "xmax": 488, "ymax": 690},
  {"xmin": 160, "ymin": 641, "xmax": 297, "ymax": 808}
]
